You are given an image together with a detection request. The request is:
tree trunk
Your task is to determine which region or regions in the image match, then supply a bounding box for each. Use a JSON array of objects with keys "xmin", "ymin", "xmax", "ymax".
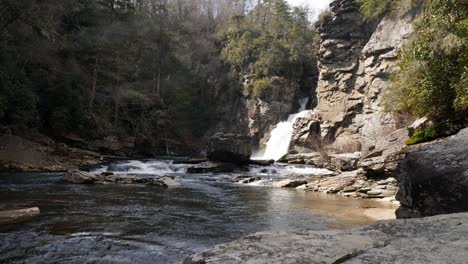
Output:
[{"xmin": 89, "ymin": 56, "xmax": 99, "ymax": 109}]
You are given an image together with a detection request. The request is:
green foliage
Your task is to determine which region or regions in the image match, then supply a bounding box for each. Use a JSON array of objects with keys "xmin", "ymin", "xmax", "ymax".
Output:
[
  {"xmin": 0, "ymin": 0, "xmax": 231, "ymax": 153},
  {"xmin": 0, "ymin": 72, "xmax": 38, "ymax": 127},
  {"xmin": 356, "ymin": 0, "xmax": 392, "ymax": 20},
  {"xmin": 221, "ymin": 0, "xmax": 318, "ymax": 97},
  {"xmin": 383, "ymin": 0, "xmax": 468, "ymax": 118},
  {"xmin": 251, "ymin": 78, "xmax": 271, "ymax": 96},
  {"xmin": 406, "ymin": 126, "xmax": 438, "ymax": 145},
  {"xmin": 356, "ymin": 0, "xmax": 421, "ymax": 20},
  {"xmin": 318, "ymin": 10, "xmax": 332, "ymax": 24}
]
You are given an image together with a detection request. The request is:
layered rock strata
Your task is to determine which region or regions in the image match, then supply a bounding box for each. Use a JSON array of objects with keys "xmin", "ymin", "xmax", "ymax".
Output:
[{"xmin": 289, "ymin": 0, "xmax": 419, "ymax": 176}]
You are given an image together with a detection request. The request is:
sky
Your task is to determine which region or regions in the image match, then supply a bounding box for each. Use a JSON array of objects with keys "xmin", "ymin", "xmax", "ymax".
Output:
[{"xmin": 287, "ymin": 0, "xmax": 331, "ymax": 19}]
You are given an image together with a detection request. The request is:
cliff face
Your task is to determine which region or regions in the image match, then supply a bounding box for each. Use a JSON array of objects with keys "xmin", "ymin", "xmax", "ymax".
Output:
[
  {"xmin": 291, "ymin": 0, "xmax": 419, "ymax": 175},
  {"xmin": 212, "ymin": 73, "xmax": 316, "ymax": 148}
]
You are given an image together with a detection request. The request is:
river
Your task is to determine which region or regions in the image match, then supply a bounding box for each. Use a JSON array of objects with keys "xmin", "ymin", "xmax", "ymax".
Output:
[{"xmin": 0, "ymin": 159, "xmax": 395, "ymax": 263}]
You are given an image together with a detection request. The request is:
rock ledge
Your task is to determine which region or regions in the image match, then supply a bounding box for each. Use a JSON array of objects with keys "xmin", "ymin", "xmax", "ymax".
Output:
[{"xmin": 184, "ymin": 213, "xmax": 468, "ymax": 264}]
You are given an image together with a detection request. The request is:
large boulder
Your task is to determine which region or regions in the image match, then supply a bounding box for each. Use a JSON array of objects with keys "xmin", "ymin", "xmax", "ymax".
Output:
[
  {"xmin": 184, "ymin": 213, "xmax": 468, "ymax": 264},
  {"xmin": 207, "ymin": 133, "xmax": 252, "ymax": 164},
  {"xmin": 396, "ymin": 128, "xmax": 468, "ymax": 218}
]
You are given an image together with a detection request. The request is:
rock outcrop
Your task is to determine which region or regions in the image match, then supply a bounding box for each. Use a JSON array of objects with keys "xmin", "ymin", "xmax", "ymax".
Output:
[
  {"xmin": 207, "ymin": 133, "xmax": 252, "ymax": 164},
  {"xmin": 396, "ymin": 128, "xmax": 468, "ymax": 218},
  {"xmin": 63, "ymin": 170, "xmax": 177, "ymax": 187},
  {"xmin": 244, "ymin": 77, "xmax": 303, "ymax": 145},
  {"xmin": 184, "ymin": 213, "xmax": 468, "ymax": 264},
  {"xmin": 287, "ymin": 0, "xmax": 419, "ymax": 176},
  {"xmin": 0, "ymin": 133, "xmax": 101, "ymax": 172},
  {"xmin": 301, "ymin": 170, "xmax": 399, "ymax": 203}
]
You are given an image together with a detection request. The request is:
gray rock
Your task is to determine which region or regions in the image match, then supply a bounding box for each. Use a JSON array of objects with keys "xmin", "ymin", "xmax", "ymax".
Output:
[
  {"xmin": 159, "ymin": 176, "xmax": 181, "ymax": 187},
  {"xmin": 396, "ymin": 128, "xmax": 468, "ymax": 218},
  {"xmin": 184, "ymin": 213, "xmax": 468, "ymax": 264},
  {"xmin": 63, "ymin": 170, "xmax": 97, "ymax": 184},
  {"xmin": 272, "ymin": 179, "xmax": 308, "ymax": 188},
  {"xmin": 207, "ymin": 133, "xmax": 252, "ymax": 164},
  {"xmin": 288, "ymin": 0, "xmax": 420, "ymax": 178},
  {"xmin": 63, "ymin": 170, "xmax": 172, "ymax": 187}
]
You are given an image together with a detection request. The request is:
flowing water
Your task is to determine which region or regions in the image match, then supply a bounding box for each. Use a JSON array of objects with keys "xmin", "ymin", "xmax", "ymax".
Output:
[
  {"xmin": 253, "ymin": 98, "xmax": 312, "ymax": 161},
  {"xmin": 0, "ymin": 160, "xmax": 393, "ymax": 264}
]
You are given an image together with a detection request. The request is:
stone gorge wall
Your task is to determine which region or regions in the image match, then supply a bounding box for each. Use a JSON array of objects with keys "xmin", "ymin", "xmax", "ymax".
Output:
[
  {"xmin": 212, "ymin": 75, "xmax": 312, "ymax": 148},
  {"xmin": 290, "ymin": 0, "xmax": 419, "ymax": 175}
]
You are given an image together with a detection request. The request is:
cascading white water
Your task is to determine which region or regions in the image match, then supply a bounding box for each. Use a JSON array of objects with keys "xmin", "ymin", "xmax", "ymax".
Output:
[{"xmin": 253, "ymin": 98, "xmax": 310, "ymax": 161}]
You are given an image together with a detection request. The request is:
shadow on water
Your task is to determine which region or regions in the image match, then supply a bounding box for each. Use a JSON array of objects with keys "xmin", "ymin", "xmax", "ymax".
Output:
[{"xmin": 0, "ymin": 168, "xmax": 394, "ymax": 264}]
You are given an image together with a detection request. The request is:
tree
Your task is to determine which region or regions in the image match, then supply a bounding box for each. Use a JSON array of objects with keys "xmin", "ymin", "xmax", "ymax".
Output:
[{"xmin": 383, "ymin": 0, "xmax": 468, "ymax": 119}]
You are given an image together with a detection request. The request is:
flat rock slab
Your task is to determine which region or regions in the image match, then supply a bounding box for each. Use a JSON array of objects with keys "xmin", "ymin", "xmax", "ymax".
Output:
[
  {"xmin": 0, "ymin": 207, "xmax": 40, "ymax": 225},
  {"xmin": 184, "ymin": 213, "xmax": 468, "ymax": 264},
  {"xmin": 63, "ymin": 170, "xmax": 178, "ymax": 188}
]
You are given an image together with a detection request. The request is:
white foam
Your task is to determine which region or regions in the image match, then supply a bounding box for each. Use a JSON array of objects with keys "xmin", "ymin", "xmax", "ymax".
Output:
[{"xmin": 253, "ymin": 98, "xmax": 313, "ymax": 161}]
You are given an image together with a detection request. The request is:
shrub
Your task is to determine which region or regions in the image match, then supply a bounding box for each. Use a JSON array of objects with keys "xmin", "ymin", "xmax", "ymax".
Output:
[
  {"xmin": 356, "ymin": 0, "xmax": 392, "ymax": 20},
  {"xmin": 406, "ymin": 126, "xmax": 438, "ymax": 145},
  {"xmin": 356, "ymin": 0, "xmax": 421, "ymax": 21},
  {"xmin": 383, "ymin": 0, "xmax": 468, "ymax": 118},
  {"xmin": 318, "ymin": 10, "xmax": 332, "ymax": 24},
  {"xmin": 251, "ymin": 78, "xmax": 271, "ymax": 96}
]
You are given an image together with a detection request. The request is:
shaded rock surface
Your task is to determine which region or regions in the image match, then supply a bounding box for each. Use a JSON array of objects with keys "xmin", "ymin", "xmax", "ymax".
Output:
[
  {"xmin": 184, "ymin": 213, "xmax": 468, "ymax": 264},
  {"xmin": 396, "ymin": 128, "xmax": 468, "ymax": 218},
  {"xmin": 207, "ymin": 133, "xmax": 252, "ymax": 164},
  {"xmin": 186, "ymin": 162, "xmax": 241, "ymax": 174},
  {"xmin": 0, "ymin": 133, "xmax": 101, "ymax": 172}
]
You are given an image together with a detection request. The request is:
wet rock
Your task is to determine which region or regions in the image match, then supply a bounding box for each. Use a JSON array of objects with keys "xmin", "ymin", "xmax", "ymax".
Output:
[
  {"xmin": 184, "ymin": 213, "xmax": 468, "ymax": 264},
  {"xmin": 63, "ymin": 170, "xmax": 172, "ymax": 187},
  {"xmin": 64, "ymin": 170, "xmax": 97, "ymax": 184},
  {"xmin": 0, "ymin": 207, "xmax": 40, "ymax": 225},
  {"xmin": 159, "ymin": 176, "xmax": 181, "ymax": 187},
  {"xmin": 172, "ymin": 158, "xmax": 208, "ymax": 165},
  {"xmin": 207, "ymin": 133, "xmax": 252, "ymax": 164},
  {"xmin": 396, "ymin": 128, "xmax": 468, "ymax": 218},
  {"xmin": 273, "ymin": 179, "xmax": 308, "ymax": 188},
  {"xmin": 186, "ymin": 162, "xmax": 239, "ymax": 174},
  {"xmin": 248, "ymin": 159, "xmax": 275, "ymax": 166},
  {"xmin": 236, "ymin": 176, "xmax": 262, "ymax": 184}
]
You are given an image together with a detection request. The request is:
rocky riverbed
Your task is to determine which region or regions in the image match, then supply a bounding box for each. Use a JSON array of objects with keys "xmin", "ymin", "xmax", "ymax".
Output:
[
  {"xmin": 0, "ymin": 164, "xmax": 396, "ymax": 264},
  {"xmin": 184, "ymin": 213, "xmax": 468, "ymax": 264}
]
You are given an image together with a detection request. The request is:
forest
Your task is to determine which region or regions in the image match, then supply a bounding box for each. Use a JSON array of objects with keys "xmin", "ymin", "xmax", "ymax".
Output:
[{"xmin": 0, "ymin": 0, "xmax": 317, "ymax": 155}]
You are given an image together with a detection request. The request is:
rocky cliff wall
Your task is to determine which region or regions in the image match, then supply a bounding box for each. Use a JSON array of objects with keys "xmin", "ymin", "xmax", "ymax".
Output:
[
  {"xmin": 290, "ymin": 0, "xmax": 420, "ymax": 175},
  {"xmin": 212, "ymin": 74, "xmax": 315, "ymax": 148}
]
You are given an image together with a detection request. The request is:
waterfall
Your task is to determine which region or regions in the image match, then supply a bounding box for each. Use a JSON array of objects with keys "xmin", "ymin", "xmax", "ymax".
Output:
[{"xmin": 252, "ymin": 98, "xmax": 310, "ymax": 161}]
